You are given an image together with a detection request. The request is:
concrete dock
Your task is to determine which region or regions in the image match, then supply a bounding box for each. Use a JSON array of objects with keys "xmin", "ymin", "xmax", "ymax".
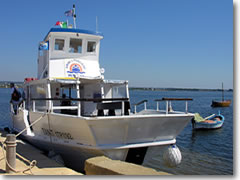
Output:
[
  {"xmin": 0, "ymin": 129, "xmax": 170, "ymax": 176},
  {"xmin": 84, "ymin": 156, "xmax": 170, "ymax": 175},
  {"xmin": 0, "ymin": 129, "xmax": 82, "ymax": 175}
]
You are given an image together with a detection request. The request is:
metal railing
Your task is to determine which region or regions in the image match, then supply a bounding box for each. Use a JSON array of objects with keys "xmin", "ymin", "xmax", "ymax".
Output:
[
  {"xmin": 31, "ymin": 97, "xmax": 129, "ymax": 116},
  {"xmin": 134, "ymin": 98, "xmax": 193, "ymax": 114},
  {"xmin": 133, "ymin": 100, "xmax": 148, "ymax": 114},
  {"xmin": 155, "ymin": 98, "xmax": 193, "ymax": 114}
]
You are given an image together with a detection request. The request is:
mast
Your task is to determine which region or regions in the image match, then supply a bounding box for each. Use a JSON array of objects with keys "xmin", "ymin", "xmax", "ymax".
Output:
[
  {"xmin": 73, "ymin": 4, "xmax": 76, "ymax": 29},
  {"xmin": 222, "ymin": 82, "xmax": 224, "ymax": 101},
  {"xmin": 96, "ymin": 16, "xmax": 98, "ymax": 33}
]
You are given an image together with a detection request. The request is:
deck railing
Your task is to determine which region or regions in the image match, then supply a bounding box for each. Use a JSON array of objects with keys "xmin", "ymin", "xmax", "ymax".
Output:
[
  {"xmin": 31, "ymin": 98, "xmax": 129, "ymax": 116},
  {"xmin": 133, "ymin": 100, "xmax": 148, "ymax": 114},
  {"xmin": 134, "ymin": 98, "xmax": 193, "ymax": 114},
  {"xmin": 30, "ymin": 97, "xmax": 192, "ymax": 116},
  {"xmin": 155, "ymin": 98, "xmax": 193, "ymax": 114}
]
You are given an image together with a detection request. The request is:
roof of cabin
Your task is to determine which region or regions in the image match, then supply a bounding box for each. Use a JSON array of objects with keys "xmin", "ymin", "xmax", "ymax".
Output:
[{"xmin": 44, "ymin": 28, "xmax": 103, "ymax": 40}]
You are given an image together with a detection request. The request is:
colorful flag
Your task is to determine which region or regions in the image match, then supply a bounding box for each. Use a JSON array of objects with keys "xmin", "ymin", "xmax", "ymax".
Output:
[
  {"xmin": 39, "ymin": 41, "xmax": 49, "ymax": 50},
  {"xmin": 64, "ymin": 9, "xmax": 73, "ymax": 17},
  {"xmin": 55, "ymin": 21, "xmax": 62, "ymax": 26},
  {"xmin": 55, "ymin": 21, "xmax": 67, "ymax": 28}
]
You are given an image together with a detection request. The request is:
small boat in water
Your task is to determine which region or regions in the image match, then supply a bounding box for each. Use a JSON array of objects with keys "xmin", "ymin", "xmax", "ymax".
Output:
[
  {"xmin": 211, "ymin": 100, "xmax": 231, "ymax": 107},
  {"xmin": 192, "ymin": 113, "xmax": 224, "ymax": 130},
  {"xmin": 211, "ymin": 83, "xmax": 231, "ymax": 107}
]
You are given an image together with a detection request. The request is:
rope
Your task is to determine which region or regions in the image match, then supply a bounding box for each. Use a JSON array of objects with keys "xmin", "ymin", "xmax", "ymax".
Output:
[
  {"xmin": 0, "ymin": 141, "xmax": 37, "ymax": 175},
  {"xmin": 0, "ymin": 112, "xmax": 47, "ymax": 174},
  {"xmin": 16, "ymin": 113, "xmax": 47, "ymax": 138},
  {"xmin": 0, "ymin": 141, "xmax": 21, "ymax": 174}
]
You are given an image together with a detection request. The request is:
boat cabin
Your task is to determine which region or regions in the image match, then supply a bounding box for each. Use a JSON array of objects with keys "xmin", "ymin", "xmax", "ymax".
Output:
[
  {"xmin": 24, "ymin": 28, "xmax": 130, "ymax": 117},
  {"xmin": 38, "ymin": 28, "xmax": 104, "ymax": 80}
]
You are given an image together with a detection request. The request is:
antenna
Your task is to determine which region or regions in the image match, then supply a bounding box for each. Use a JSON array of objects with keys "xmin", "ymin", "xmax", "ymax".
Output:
[
  {"xmin": 222, "ymin": 82, "xmax": 224, "ymax": 101},
  {"xmin": 96, "ymin": 16, "xmax": 98, "ymax": 33},
  {"xmin": 73, "ymin": 4, "xmax": 76, "ymax": 29}
]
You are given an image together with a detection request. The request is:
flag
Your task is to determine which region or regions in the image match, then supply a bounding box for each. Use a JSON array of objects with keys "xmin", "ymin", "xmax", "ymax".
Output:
[
  {"xmin": 55, "ymin": 21, "xmax": 62, "ymax": 26},
  {"xmin": 55, "ymin": 21, "xmax": 67, "ymax": 28},
  {"xmin": 39, "ymin": 41, "xmax": 49, "ymax": 50},
  {"xmin": 64, "ymin": 9, "xmax": 73, "ymax": 17}
]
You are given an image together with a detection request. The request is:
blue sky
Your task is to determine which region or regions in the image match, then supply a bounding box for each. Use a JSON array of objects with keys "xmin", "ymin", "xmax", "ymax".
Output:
[{"xmin": 0, "ymin": 0, "xmax": 233, "ymax": 89}]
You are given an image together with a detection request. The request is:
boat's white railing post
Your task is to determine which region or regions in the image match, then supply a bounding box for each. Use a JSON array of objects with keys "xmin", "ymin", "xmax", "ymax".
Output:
[
  {"xmin": 166, "ymin": 101, "xmax": 168, "ymax": 114},
  {"xmin": 23, "ymin": 101, "xmax": 25, "ymax": 110},
  {"xmin": 185, "ymin": 101, "xmax": 188, "ymax": 114},
  {"xmin": 156, "ymin": 98, "xmax": 192, "ymax": 114},
  {"xmin": 78, "ymin": 99, "xmax": 81, "ymax": 116},
  {"xmin": 144, "ymin": 101, "xmax": 147, "ymax": 110},
  {"xmin": 100, "ymin": 83, "xmax": 105, "ymax": 98},
  {"xmin": 33, "ymin": 100, "xmax": 35, "ymax": 112},
  {"xmin": 125, "ymin": 81, "xmax": 129, "ymax": 99},
  {"xmin": 134, "ymin": 100, "xmax": 148, "ymax": 114},
  {"xmin": 121, "ymin": 101, "xmax": 125, "ymax": 115},
  {"xmin": 47, "ymin": 81, "xmax": 52, "ymax": 113},
  {"xmin": 76, "ymin": 80, "xmax": 81, "ymax": 117},
  {"xmin": 156, "ymin": 101, "xmax": 159, "ymax": 111},
  {"xmin": 51, "ymin": 102, "xmax": 54, "ymax": 113}
]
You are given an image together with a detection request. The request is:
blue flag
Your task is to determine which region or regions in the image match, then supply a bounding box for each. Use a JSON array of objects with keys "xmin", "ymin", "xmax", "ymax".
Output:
[
  {"xmin": 39, "ymin": 41, "xmax": 49, "ymax": 50},
  {"xmin": 64, "ymin": 9, "xmax": 73, "ymax": 17}
]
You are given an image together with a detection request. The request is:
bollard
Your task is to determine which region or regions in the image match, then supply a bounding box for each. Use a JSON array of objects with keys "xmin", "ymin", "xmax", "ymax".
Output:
[{"xmin": 5, "ymin": 134, "xmax": 16, "ymax": 174}]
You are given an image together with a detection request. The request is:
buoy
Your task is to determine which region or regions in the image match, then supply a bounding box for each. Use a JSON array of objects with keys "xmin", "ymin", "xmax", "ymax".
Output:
[{"xmin": 163, "ymin": 144, "xmax": 182, "ymax": 167}]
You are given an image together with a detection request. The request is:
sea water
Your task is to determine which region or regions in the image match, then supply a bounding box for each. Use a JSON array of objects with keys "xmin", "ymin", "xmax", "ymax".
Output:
[
  {"xmin": 130, "ymin": 90, "xmax": 233, "ymax": 175},
  {"xmin": 0, "ymin": 88, "xmax": 233, "ymax": 175}
]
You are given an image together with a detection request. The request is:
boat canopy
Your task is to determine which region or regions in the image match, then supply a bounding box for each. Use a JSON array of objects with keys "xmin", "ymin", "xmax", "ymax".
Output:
[
  {"xmin": 44, "ymin": 28, "xmax": 103, "ymax": 41},
  {"xmin": 24, "ymin": 77, "xmax": 128, "ymax": 86}
]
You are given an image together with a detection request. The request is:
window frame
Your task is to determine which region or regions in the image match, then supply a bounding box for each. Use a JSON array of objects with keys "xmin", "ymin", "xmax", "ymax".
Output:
[
  {"xmin": 53, "ymin": 37, "xmax": 66, "ymax": 52},
  {"xmin": 86, "ymin": 40, "xmax": 97, "ymax": 54},
  {"xmin": 69, "ymin": 37, "xmax": 83, "ymax": 54}
]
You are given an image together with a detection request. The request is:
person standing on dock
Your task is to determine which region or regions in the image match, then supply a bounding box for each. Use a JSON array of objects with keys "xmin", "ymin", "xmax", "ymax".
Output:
[{"xmin": 10, "ymin": 83, "xmax": 22, "ymax": 114}]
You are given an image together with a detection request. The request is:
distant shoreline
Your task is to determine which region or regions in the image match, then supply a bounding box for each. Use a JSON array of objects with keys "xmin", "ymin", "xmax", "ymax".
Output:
[
  {"xmin": 0, "ymin": 81, "xmax": 233, "ymax": 92},
  {"xmin": 129, "ymin": 87, "xmax": 233, "ymax": 92}
]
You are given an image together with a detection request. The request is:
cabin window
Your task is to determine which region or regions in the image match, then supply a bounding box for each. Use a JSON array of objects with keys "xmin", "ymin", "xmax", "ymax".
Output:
[
  {"xmin": 87, "ymin": 41, "xmax": 96, "ymax": 53},
  {"xmin": 54, "ymin": 39, "xmax": 65, "ymax": 51},
  {"xmin": 69, "ymin": 38, "xmax": 82, "ymax": 53}
]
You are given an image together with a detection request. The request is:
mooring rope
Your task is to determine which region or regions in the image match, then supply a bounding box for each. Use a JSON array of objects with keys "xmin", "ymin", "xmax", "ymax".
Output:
[
  {"xmin": 0, "ymin": 112, "xmax": 47, "ymax": 174},
  {"xmin": 16, "ymin": 113, "xmax": 47, "ymax": 138}
]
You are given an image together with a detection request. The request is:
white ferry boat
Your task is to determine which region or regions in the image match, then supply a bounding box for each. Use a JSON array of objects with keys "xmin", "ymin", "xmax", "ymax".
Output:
[{"xmin": 10, "ymin": 15, "xmax": 194, "ymax": 171}]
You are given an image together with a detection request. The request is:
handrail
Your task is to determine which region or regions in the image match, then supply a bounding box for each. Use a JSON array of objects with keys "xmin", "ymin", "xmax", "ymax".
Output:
[
  {"xmin": 52, "ymin": 106, "xmax": 78, "ymax": 110},
  {"xmin": 133, "ymin": 100, "xmax": 148, "ymax": 106},
  {"xmin": 134, "ymin": 100, "xmax": 148, "ymax": 114},
  {"xmin": 31, "ymin": 97, "xmax": 129, "ymax": 102},
  {"xmin": 31, "ymin": 97, "xmax": 130, "ymax": 116},
  {"xmin": 155, "ymin": 98, "xmax": 193, "ymax": 101},
  {"xmin": 155, "ymin": 97, "xmax": 193, "ymax": 114}
]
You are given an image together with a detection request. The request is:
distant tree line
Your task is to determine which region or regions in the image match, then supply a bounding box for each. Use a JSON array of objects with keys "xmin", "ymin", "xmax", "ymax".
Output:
[
  {"xmin": 129, "ymin": 87, "xmax": 233, "ymax": 92},
  {"xmin": 0, "ymin": 81, "xmax": 233, "ymax": 92},
  {"xmin": 0, "ymin": 81, "xmax": 23, "ymax": 88}
]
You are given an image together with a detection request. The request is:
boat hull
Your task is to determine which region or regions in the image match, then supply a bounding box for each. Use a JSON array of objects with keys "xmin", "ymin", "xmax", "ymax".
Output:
[
  {"xmin": 211, "ymin": 100, "xmax": 231, "ymax": 107},
  {"xmin": 193, "ymin": 114, "xmax": 224, "ymax": 130},
  {"xmin": 11, "ymin": 109, "xmax": 193, "ymax": 171}
]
